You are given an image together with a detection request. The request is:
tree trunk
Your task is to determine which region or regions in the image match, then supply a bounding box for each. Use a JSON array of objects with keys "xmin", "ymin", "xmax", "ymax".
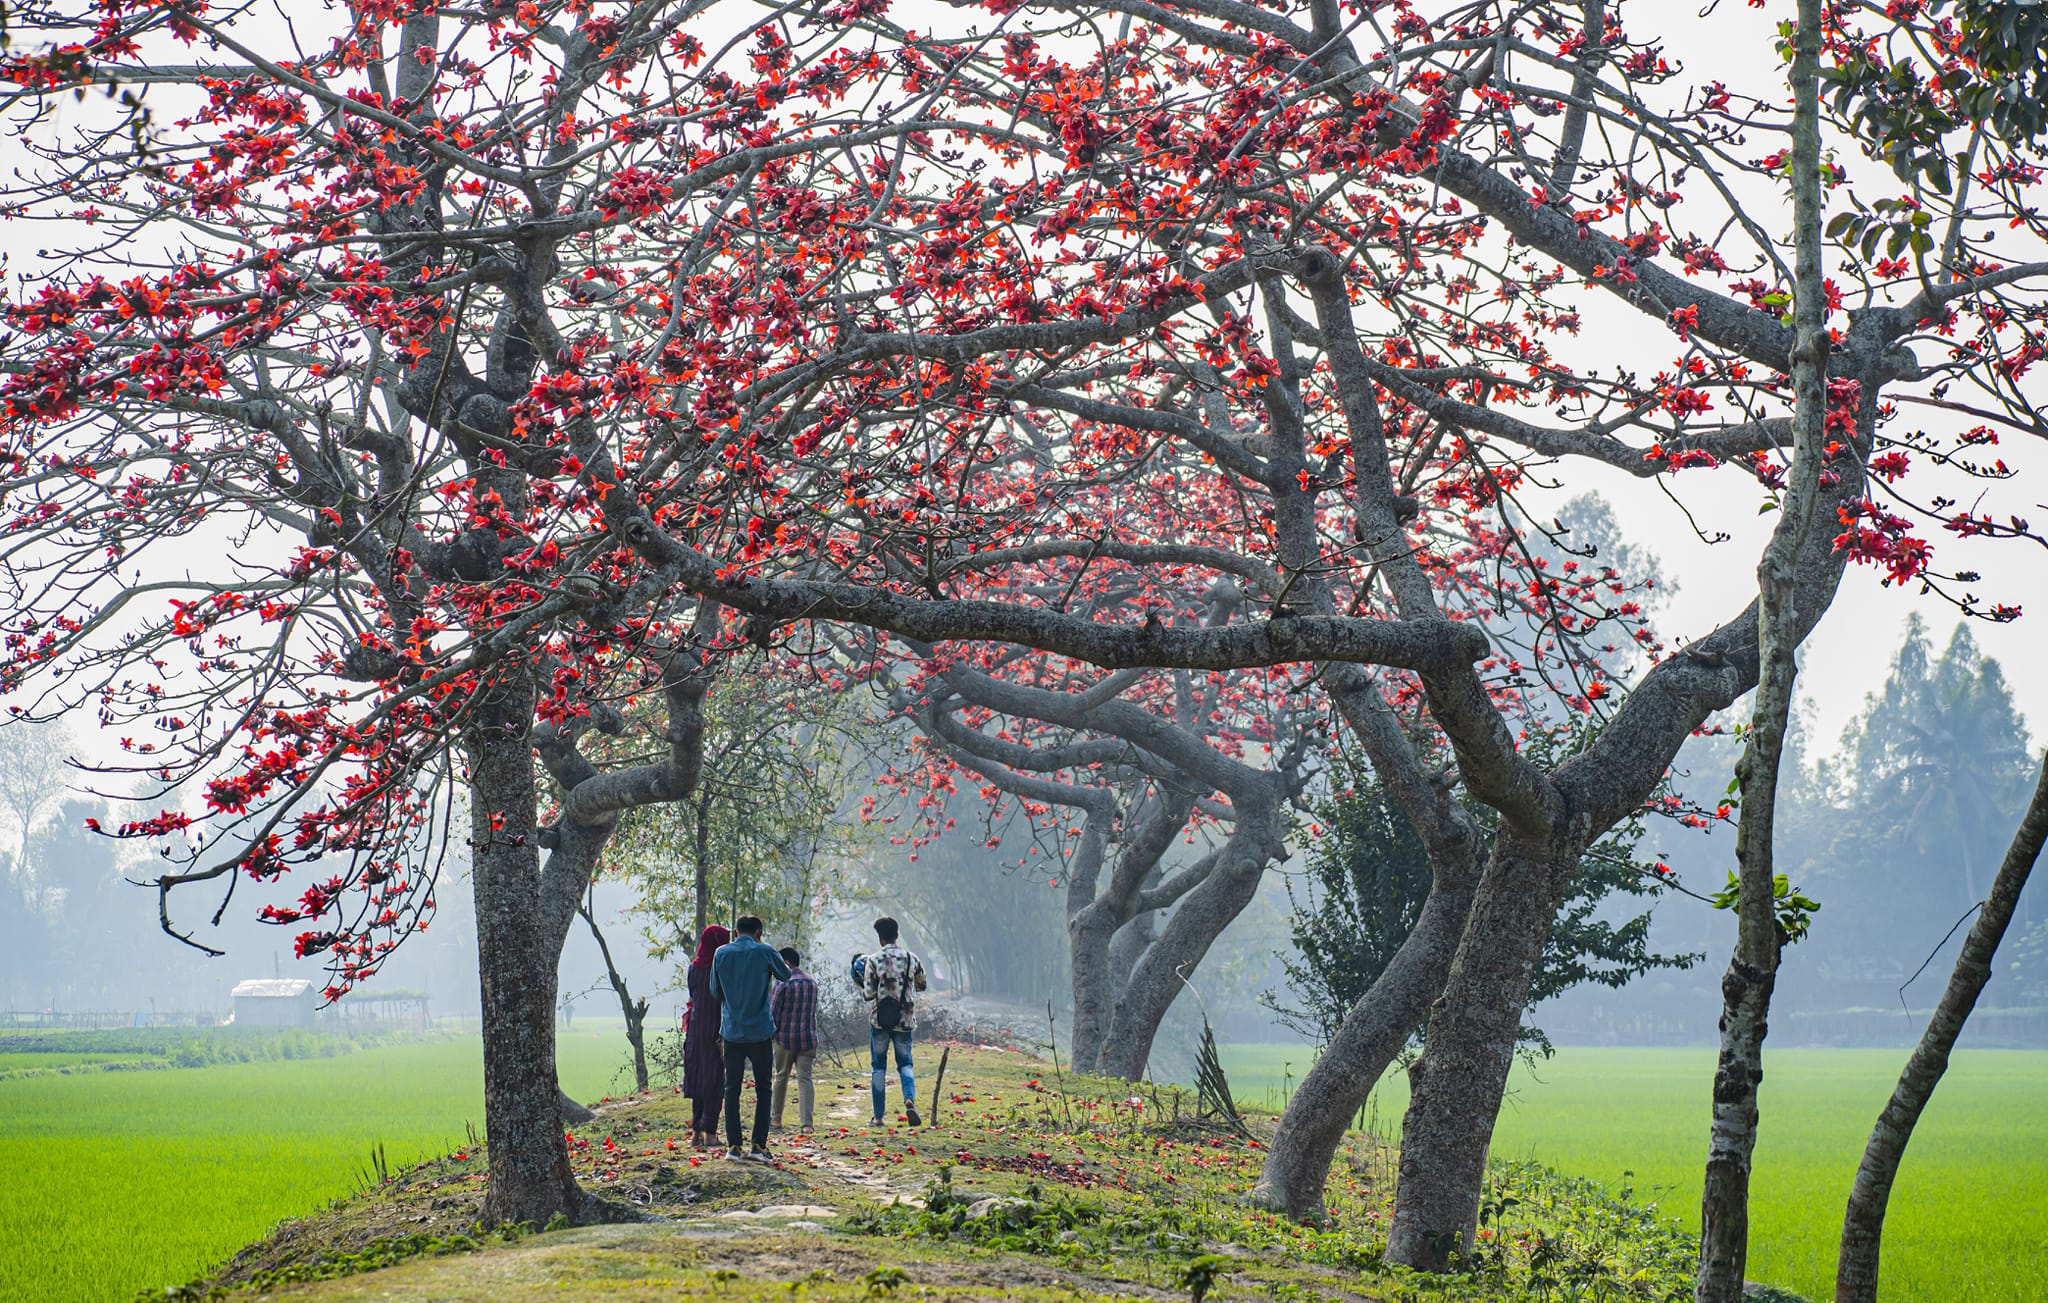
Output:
[
  {"xmin": 1695, "ymin": 5, "xmax": 1826, "ymax": 1296},
  {"xmin": 626, "ymin": 1000, "xmax": 649, "ymax": 1094},
  {"xmin": 1386, "ymin": 839, "xmax": 1570, "ymax": 1268},
  {"xmin": 692, "ymin": 789, "xmax": 712, "ymax": 936},
  {"xmin": 1835, "ymin": 754, "xmax": 2048, "ymax": 1303},
  {"xmin": 1250, "ymin": 853, "xmax": 1480, "ymax": 1218},
  {"xmin": 1095, "ymin": 816, "xmax": 1280, "ymax": 1081},
  {"xmin": 1068, "ymin": 902, "xmax": 1120, "ymax": 1073},
  {"xmin": 1105, "ymin": 898, "xmax": 1157, "ymax": 1004},
  {"xmin": 468, "ymin": 680, "xmax": 585, "ymax": 1228},
  {"xmin": 1065, "ymin": 813, "xmax": 1120, "ymax": 1072}
]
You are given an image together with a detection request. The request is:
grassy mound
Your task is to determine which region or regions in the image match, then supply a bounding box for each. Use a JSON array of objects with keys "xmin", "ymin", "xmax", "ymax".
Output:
[{"xmin": 150, "ymin": 1046, "xmax": 1728, "ymax": 1302}]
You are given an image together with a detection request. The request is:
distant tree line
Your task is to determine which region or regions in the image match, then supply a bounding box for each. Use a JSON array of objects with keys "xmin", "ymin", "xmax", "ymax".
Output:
[{"xmin": 1535, "ymin": 617, "xmax": 2044, "ymax": 1043}]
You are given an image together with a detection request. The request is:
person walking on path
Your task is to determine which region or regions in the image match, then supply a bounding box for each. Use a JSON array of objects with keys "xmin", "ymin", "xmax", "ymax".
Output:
[
  {"xmin": 860, "ymin": 916, "xmax": 927, "ymax": 1128},
  {"xmin": 709, "ymin": 914, "xmax": 790, "ymax": 1160},
  {"xmin": 681, "ymin": 923, "xmax": 730, "ymax": 1150},
  {"xmin": 769, "ymin": 946, "xmax": 818, "ymax": 1133}
]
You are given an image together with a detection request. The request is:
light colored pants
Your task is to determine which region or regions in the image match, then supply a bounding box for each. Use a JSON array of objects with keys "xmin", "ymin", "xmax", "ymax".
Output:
[{"xmin": 772, "ymin": 1044, "xmax": 815, "ymax": 1130}]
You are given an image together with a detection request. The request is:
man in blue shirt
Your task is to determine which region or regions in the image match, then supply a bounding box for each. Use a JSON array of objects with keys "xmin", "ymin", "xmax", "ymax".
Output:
[{"xmin": 709, "ymin": 914, "xmax": 791, "ymax": 1160}]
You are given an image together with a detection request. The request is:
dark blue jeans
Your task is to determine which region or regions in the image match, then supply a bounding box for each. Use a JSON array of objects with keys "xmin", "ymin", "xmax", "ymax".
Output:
[{"xmin": 869, "ymin": 1027, "xmax": 914, "ymax": 1121}]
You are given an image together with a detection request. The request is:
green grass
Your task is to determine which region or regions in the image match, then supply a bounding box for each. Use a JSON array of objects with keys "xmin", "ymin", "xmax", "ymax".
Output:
[
  {"xmin": 202, "ymin": 1045, "xmax": 1710, "ymax": 1303},
  {"xmin": 0, "ymin": 1025, "xmax": 639, "ymax": 1303},
  {"xmin": 8, "ymin": 1030, "xmax": 2034, "ymax": 1303},
  {"xmin": 1219, "ymin": 1043, "xmax": 2048, "ymax": 1303}
]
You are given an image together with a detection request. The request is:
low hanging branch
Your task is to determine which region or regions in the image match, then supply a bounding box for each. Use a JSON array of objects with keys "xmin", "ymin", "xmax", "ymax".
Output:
[{"xmin": 1834, "ymin": 753, "xmax": 2048, "ymax": 1303}]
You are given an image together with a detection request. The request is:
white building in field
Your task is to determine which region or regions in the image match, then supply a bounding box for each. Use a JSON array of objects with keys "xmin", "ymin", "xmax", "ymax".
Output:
[{"xmin": 229, "ymin": 978, "xmax": 317, "ymax": 1028}]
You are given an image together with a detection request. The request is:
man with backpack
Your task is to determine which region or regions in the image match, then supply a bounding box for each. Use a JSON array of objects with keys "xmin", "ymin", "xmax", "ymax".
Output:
[{"xmin": 859, "ymin": 916, "xmax": 927, "ymax": 1128}]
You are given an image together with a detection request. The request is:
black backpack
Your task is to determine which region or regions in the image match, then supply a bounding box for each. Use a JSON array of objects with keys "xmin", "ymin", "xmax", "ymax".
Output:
[{"xmin": 875, "ymin": 995, "xmax": 903, "ymax": 1031}]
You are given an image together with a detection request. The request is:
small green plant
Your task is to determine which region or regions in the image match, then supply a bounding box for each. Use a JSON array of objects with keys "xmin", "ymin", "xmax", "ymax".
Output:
[
  {"xmin": 1177, "ymin": 1253, "xmax": 1235, "ymax": 1303},
  {"xmin": 1710, "ymin": 871, "xmax": 1822, "ymax": 943},
  {"xmin": 860, "ymin": 1264, "xmax": 909, "ymax": 1297}
]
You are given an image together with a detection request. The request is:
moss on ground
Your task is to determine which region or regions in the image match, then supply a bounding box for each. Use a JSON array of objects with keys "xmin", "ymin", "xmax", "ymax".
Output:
[{"xmin": 161, "ymin": 1045, "xmax": 1729, "ymax": 1303}]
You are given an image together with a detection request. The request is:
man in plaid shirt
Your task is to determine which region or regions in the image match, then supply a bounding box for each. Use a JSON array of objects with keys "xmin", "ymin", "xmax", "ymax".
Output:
[
  {"xmin": 769, "ymin": 947, "xmax": 818, "ymax": 1133},
  {"xmin": 860, "ymin": 916, "xmax": 927, "ymax": 1128}
]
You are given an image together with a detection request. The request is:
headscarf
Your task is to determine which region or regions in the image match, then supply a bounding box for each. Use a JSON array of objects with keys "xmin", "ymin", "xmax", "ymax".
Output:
[{"xmin": 691, "ymin": 924, "xmax": 731, "ymax": 970}]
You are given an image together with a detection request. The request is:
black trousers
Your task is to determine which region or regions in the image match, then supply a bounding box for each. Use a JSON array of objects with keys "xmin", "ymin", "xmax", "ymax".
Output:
[{"xmin": 723, "ymin": 1038, "xmax": 774, "ymax": 1151}]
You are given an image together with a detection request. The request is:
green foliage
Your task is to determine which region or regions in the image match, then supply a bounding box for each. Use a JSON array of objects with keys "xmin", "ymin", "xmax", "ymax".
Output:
[
  {"xmin": 1824, "ymin": 199, "xmax": 1934, "ymax": 266},
  {"xmin": 1176, "ymin": 1253, "xmax": 1236, "ymax": 1303},
  {"xmin": 1816, "ymin": 1, "xmax": 2048, "ymax": 197},
  {"xmin": 1708, "ymin": 872, "xmax": 1822, "ymax": 945},
  {"xmin": 1940, "ymin": 0, "xmax": 2048, "ymax": 141},
  {"xmin": 603, "ymin": 661, "xmax": 873, "ymax": 968},
  {"xmin": 1267, "ymin": 738, "xmax": 1697, "ymax": 1048},
  {"xmin": 1802, "ymin": 619, "xmax": 2035, "ymax": 978},
  {"xmin": 1265, "ymin": 763, "xmax": 1431, "ymax": 1044}
]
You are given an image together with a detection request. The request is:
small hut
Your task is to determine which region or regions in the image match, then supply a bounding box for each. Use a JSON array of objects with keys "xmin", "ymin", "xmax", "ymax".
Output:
[{"xmin": 230, "ymin": 978, "xmax": 317, "ymax": 1028}]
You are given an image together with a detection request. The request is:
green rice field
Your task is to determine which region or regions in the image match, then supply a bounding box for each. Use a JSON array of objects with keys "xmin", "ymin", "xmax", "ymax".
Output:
[
  {"xmin": 1220, "ymin": 1043, "xmax": 2048, "ymax": 1303},
  {"xmin": 0, "ymin": 1026, "xmax": 634, "ymax": 1303},
  {"xmin": 2, "ymin": 1032, "xmax": 2038, "ymax": 1302}
]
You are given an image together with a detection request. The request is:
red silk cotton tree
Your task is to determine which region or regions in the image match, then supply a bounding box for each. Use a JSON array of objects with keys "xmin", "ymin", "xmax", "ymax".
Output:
[
  {"xmin": 0, "ymin": 0, "xmax": 987, "ymax": 1225},
  {"xmin": 0, "ymin": 0, "xmax": 1481, "ymax": 1227},
  {"xmin": 887, "ymin": 579, "xmax": 1317, "ymax": 1080},
  {"xmin": 6, "ymin": 0, "xmax": 2046, "ymax": 1263},
  {"xmin": 754, "ymin": 0, "xmax": 2048, "ymax": 1268}
]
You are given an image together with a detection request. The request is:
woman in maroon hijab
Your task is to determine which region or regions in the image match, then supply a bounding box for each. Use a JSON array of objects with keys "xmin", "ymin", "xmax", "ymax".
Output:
[{"xmin": 682, "ymin": 924, "xmax": 730, "ymax": 1148}]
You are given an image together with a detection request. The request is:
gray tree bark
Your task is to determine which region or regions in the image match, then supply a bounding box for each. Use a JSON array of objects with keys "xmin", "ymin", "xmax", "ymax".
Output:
[
  {"xmin": 1105, "ymin": 874, "xmax": 1161, "ymax": 998},
  {"xmin": 467, "ymin": 675, "xmax": 586, "ymax": 1227},
  {"xmin": 915, "ymin": 663, "xmax": 1279, "ymax": 1079},
  {"xmin": 1248, "ymin": 860, "xmax": 1477, "ymax": 1217},
  {"xmin": 1096, "ymin": 810, "xmax": 1285, "ymax": 1081},
  {"xmin": 1384, "ymin": 836, "xmax": 1574, "ymax": 1267},
  {"xmin": 1064, "ymin": 812, "xmax": 1120, "ymax": 1071},
  {"xmin": 1696, "ymin": 4, "xmax": 1828, "ymax": 1296},
  {"xmin": 1835, "ymin": 754, "xmax": 2048, "ymax": 1303},
  {"xmin": 1250, "ymin": 672, "xmax": 1485, "ymax": 1218}
]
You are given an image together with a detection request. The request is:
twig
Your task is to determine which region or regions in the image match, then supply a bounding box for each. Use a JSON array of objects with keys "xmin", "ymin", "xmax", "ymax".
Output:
[
  {"xmin": 1045, "ymin": 1000, "xmax": 1076, "ymax": 1131},
  {"xmin": 1898, "ymin": 902, "xmax": 1985, "ymax": 1018},
  {"xmin": 928, "ymin": 1046, "xmax": 951, "ymax": 1123}
]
